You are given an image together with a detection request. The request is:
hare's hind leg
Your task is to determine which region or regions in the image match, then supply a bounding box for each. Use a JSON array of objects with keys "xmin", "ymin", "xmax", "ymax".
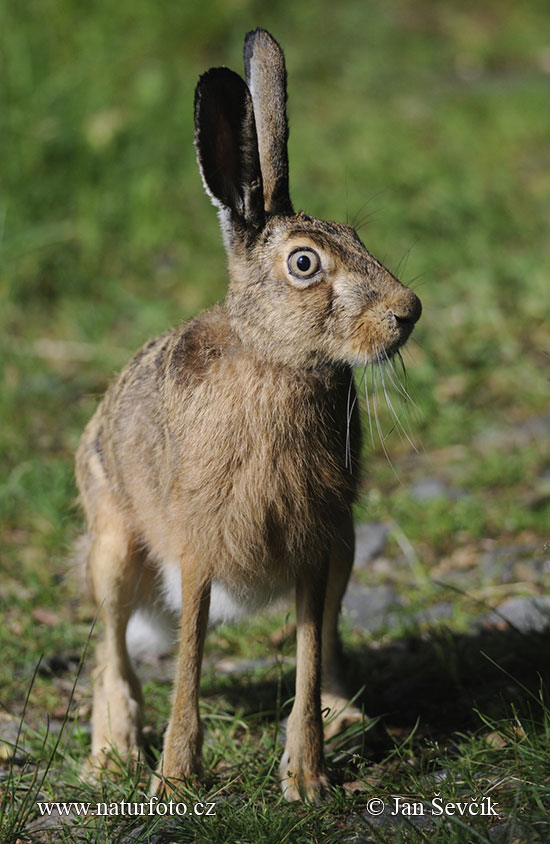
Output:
[
  {"xmin": 86, "ymin": 495, "xmax": 147, "ymax": 767},
  {"xmin": 322, "ymin": 513, "xmax": 365, "ymax": 739}
]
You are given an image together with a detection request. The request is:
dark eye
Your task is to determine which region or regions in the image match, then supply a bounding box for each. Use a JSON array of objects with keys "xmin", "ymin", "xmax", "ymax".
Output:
[{"xmin": 287, "ymin": 248, "xmax": 321, "ymax": 280}]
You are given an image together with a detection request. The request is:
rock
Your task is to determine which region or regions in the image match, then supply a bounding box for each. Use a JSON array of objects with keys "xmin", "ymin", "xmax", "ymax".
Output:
[
  {"xmin": 409, "ymin": 478, "xmax": 462, "ymax": 502},
  {"xmin": 32, "ymin": 607, "xmax": 61, "ymax": 626},
  {"xmin": 481, "ymin": 545, "xmax": 541, "ymax": 585},
  {"xmin": 414, "ymin": 602, "xmax": 453, "ymax": 625},
  {"xmin": 488, "ymin": 821, "xmax": 534, "ymax": 842},
  {"xmin": 475, "ymin": 414, "xmax": 550, "ymax": 450},
  {"xmin": 213, "ymin": 656, "xmax": 289, "ymax": 675},
  {"xmin": 0, "ymin": 713, "xmax": 21, "ymax": 761},
  {"xmin": 25, "ymin": 806, "xmax": 88, "ymax": 841},
  {"xmin": 480, "ymin": 596, "xmax": 550, "ymax": 633},
  {"xmin": 354, "ymin": 523, "xmax": 390, "ymax": 568},
  {"xmin": 359, "ymin": 801, "xmax": 433, "ymax": 831},
  {"xmin": 343, "ymin": 585, "xmax": 403, "ymax": 631}
]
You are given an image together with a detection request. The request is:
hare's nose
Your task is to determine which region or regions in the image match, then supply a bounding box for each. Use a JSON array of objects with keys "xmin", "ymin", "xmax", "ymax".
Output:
[{"xmin": 393, "ymin": 292, "xmax": 422, "ymax": 326}]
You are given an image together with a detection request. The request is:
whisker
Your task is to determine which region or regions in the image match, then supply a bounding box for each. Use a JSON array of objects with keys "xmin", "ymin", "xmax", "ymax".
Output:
[
  {"xmin": 396, "ymin": 347, "xmax": 419, "ymax": 378},
  {"xmin": 394, "ymin": 239, "xmax": 417, "ymax": 279},
  {"xmin": 405, "ymin": 273, "xmax": 426, "ymax": 291},
  {"xmin": 386, "ymin": 350, "xmax": 425, "ymax": 447},
  {"xmin": 350, "ymin": 189, "xmax": 387, "ymax": 230},
  {"xmin": 345, "ymin": 370, "xmax": 358, "ymax": 471},
  {"xmin": 385, "ymin": 350, "xmax": 420, "ymax": 412},
  {"xmin": 394, "ymin": 351, "xmax": 420, "ymax": 407},
  {"xmin": 402, "ymin": 343, "xmax": 419, "ymax": 363},
  {"xmin": 385, "ymin": 361, "xmax": 424, "ymax": 447},
  {"xmin": 354, "ymin": 209, "xmax": 383, "ymax": 234},
  {"xmin": 378, "ymin": 353, "xmax": 419, "ymax": 454},
  {"xmin": 386, "ymin": 367, "xmax": 420, "ymax": 454},
  {"xmin": 363, "ymin": 354, "xmax": 375, "ymax": 450},
  {"xmin": 346, "ymin": 362, "xmax": 371, "ymax": 470},
  {"xmin": 396, "ymin": 349, "xmax": 407, "ymax": 378},
  {"xmin": 345, "ymin": 373, "xmax": 352, "ymax": 470},
  {"xmin": 371, "ymin": 352, "xmax": 403, "ymax": 485}
]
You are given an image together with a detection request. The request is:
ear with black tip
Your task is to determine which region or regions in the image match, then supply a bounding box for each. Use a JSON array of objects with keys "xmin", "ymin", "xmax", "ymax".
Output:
[
  {"xmin": 194, "ymin": 67, "xmax": 265, "ymax": 231},
  {"xmin": 243, "ymin": 28, "xmax": 293, "ymax": 216}
]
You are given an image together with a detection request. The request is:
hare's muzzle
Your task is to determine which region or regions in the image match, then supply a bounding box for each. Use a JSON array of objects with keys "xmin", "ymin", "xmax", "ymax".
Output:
[
  {"xmin": 391, "ymin": 290, "xmax": 422, "ymax": 332},
  {"xmin": 385, "ymin": 288, "xmax": 422, "ymax": 353},
  {"xmin": 348, "ymin": 283, "xmax": 421, "ymax": 364}
]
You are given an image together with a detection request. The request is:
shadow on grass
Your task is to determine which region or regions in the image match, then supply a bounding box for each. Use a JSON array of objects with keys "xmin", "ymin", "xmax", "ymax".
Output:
[{"xmin": 195, "ymin": 624, "xmax": 550, "ymax": 755}]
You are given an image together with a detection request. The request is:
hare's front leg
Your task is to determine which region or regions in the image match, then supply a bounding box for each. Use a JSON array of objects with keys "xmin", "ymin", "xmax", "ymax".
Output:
[
  {"xmin": 154, "ymin": 560, "xmax": 210, "ymax": 794},
  {"xmin": 280, "ymin": 559, "xmax": 329, "ymax": 802},
  {"xmin": 321, "ymin": 513, "xmax": 364, "ymax": 738},
  {"xmin": 88, "ymin": 508, "xmax": 146, "ymax": 766}
]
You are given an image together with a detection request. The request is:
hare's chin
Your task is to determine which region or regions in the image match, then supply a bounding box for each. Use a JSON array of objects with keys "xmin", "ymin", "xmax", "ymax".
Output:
[{"xmin": 345, "ymin": 346, "xmax": 400, "ymax": 368}]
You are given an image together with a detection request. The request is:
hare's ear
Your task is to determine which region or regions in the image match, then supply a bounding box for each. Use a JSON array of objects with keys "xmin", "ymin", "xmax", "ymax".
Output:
[
  {"xmin": 194, "ymin": 67, "xmax": 265, "ymax": 231},
  {"xmin": 243, "ymin": 28, "xmax": 293, "ymax": 216}
]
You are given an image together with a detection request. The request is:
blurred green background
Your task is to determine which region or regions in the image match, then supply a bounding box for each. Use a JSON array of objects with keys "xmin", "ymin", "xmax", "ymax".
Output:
[{"xmin": 1, "ymin": 0, "xmax": 549, "ymax": 703}]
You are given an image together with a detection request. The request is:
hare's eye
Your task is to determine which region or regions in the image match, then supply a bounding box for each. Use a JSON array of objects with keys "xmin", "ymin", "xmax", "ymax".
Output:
[{"xmin": 287, "ymin": 248, "xmax": 321, "ymax": 280}]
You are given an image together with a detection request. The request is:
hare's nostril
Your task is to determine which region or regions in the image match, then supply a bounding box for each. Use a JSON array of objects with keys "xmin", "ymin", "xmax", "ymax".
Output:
[
  {"xmin": 393, "ymin": 294, "xmax": 422, "ymax": 326},
  {"xmin": 394, "ymin": 313, "xmax": 415, "ymax": 326}
]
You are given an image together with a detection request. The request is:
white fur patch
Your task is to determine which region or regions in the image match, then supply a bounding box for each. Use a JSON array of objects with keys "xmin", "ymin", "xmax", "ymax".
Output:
[
  {"xmin": 160, "ymin": 564, "xmax": 288, "ymax": 624},
  {"xmin": 125, "ymin": 564, "xmax": 292, "ymax": 659},
  {"xmin": 209, "ymin": 581, "xmax": 259, "ymax": 624},
  {"xmin": 125, "ymin": 608, "xmax": 177, "ymax": 659}
]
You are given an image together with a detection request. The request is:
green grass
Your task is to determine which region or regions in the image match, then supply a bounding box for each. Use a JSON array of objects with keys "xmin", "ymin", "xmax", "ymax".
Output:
[
  {"xmin": 1, "ymin": 0, "xmax": 550, "ymax": 841},
  {"xmin": 3, "ymin": 630, "xmax": 550, "ymax": 842}
]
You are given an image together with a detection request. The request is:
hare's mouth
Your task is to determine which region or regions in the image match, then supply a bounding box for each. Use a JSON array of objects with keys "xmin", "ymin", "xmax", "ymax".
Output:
[
  {"xmin": 347, "ymin": 297, "xmax": 421, "ymax": 366},
  {"xmin": 385, "ymin": 313, "xmax": 418, "ymax": 355}
]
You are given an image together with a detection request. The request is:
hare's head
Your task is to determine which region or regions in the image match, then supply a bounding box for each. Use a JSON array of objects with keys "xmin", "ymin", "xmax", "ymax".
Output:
[{"xmin": 195, "ymin": 28, "xmax": 421, "ymax": 369}]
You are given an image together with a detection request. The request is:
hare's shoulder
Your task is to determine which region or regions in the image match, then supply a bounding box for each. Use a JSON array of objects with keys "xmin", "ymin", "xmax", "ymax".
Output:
[
  {"xmin": 162, "ymin": 304, "xmax": 239, "ymax": 390},
  {"xmin": 106, "ymin": 305, "xmax": 236, "ymax": 399}
]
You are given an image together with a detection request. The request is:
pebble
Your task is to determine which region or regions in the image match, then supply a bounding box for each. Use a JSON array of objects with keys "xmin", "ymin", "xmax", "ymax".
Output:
[
  {"xmin": 0, "ymin": 713, "xmax": 21, "ymax": 761},
  {"xmin": 409, "ymin": 477, "xmax": 462, "ymax": 502},
  {"xmin": 480, "ymin": 596, "xmax": 550, "ymax": 633},
  {"xmin": 354, "ymin": 522, "xmax": 390, "ymax": 569},
  {"xmin": 343, "ymin": 584, "xmax": 403, "ymax": 631},
  {"xmin": 475, "ymin": 414, "xmax": 550, "ymax": 450},
  {"xmin": 487, "ymin": 544, "xmax": 550, "ymax": 586}
]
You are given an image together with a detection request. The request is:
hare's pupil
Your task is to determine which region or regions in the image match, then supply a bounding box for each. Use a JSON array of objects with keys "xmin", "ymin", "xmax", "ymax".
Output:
[{"xmin": 297, "ymin": 254, "xmax": 311, "ymax": 272}]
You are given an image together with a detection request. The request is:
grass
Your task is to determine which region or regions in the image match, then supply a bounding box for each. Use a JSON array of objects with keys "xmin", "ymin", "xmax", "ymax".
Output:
[{"xmin": 1, "ymin": 0, "xmax": 550, "ymax": 841}]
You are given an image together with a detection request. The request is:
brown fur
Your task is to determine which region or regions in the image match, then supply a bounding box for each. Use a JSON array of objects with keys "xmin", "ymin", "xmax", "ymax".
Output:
[{"xmin": 75, "ymin": 28, "xmax": 421, "ymax": 802}]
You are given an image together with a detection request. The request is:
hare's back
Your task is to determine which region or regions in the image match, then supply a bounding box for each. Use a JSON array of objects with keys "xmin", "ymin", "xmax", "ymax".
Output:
[{"xmin": 77, "ymin": 305, "xmax": 234, "ymax": 503}]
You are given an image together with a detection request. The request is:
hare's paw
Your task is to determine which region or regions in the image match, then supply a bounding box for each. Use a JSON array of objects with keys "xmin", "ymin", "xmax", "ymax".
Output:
[
  {"xmin": 150, "ymin": 768, "xmax": 202, "ymax": 799},
  {"xmin": 322, "ymin": 692, "xmax": 365, "ymax": 741},
  {"xmin": 152, "ymin": 748, "xmax": 203, "ymax": 797},
  {"xmin": 279, "ymin": 751, "xmax": 329, "ymax": 803},
  {"xmin": 91, "ymin": 672, "xmax": 142, "ymax": 762},
  {"xmin": 80, "ymin": 742, "xmax": 142, "ymax": 784}
]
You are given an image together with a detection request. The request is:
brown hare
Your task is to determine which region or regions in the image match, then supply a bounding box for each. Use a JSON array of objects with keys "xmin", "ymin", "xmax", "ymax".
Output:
[{"xmin": 76, "ymin": 27, "xmax": 421, "ymax": 802}]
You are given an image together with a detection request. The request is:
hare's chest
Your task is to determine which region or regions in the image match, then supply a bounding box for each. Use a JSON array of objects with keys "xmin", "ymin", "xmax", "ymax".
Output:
[
  {"xmin": 181, "ymin": 420, "xmax": 349, "ymax": 568},
  {"xmin": 160, "ymin": 362, "xmax": 357, "ymax": 574}
]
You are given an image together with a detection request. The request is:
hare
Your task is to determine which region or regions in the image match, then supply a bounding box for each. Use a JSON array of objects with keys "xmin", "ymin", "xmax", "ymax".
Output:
[{"xmin": 76, "ymin": 28, "xmax": 421, "ymax": 802}]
